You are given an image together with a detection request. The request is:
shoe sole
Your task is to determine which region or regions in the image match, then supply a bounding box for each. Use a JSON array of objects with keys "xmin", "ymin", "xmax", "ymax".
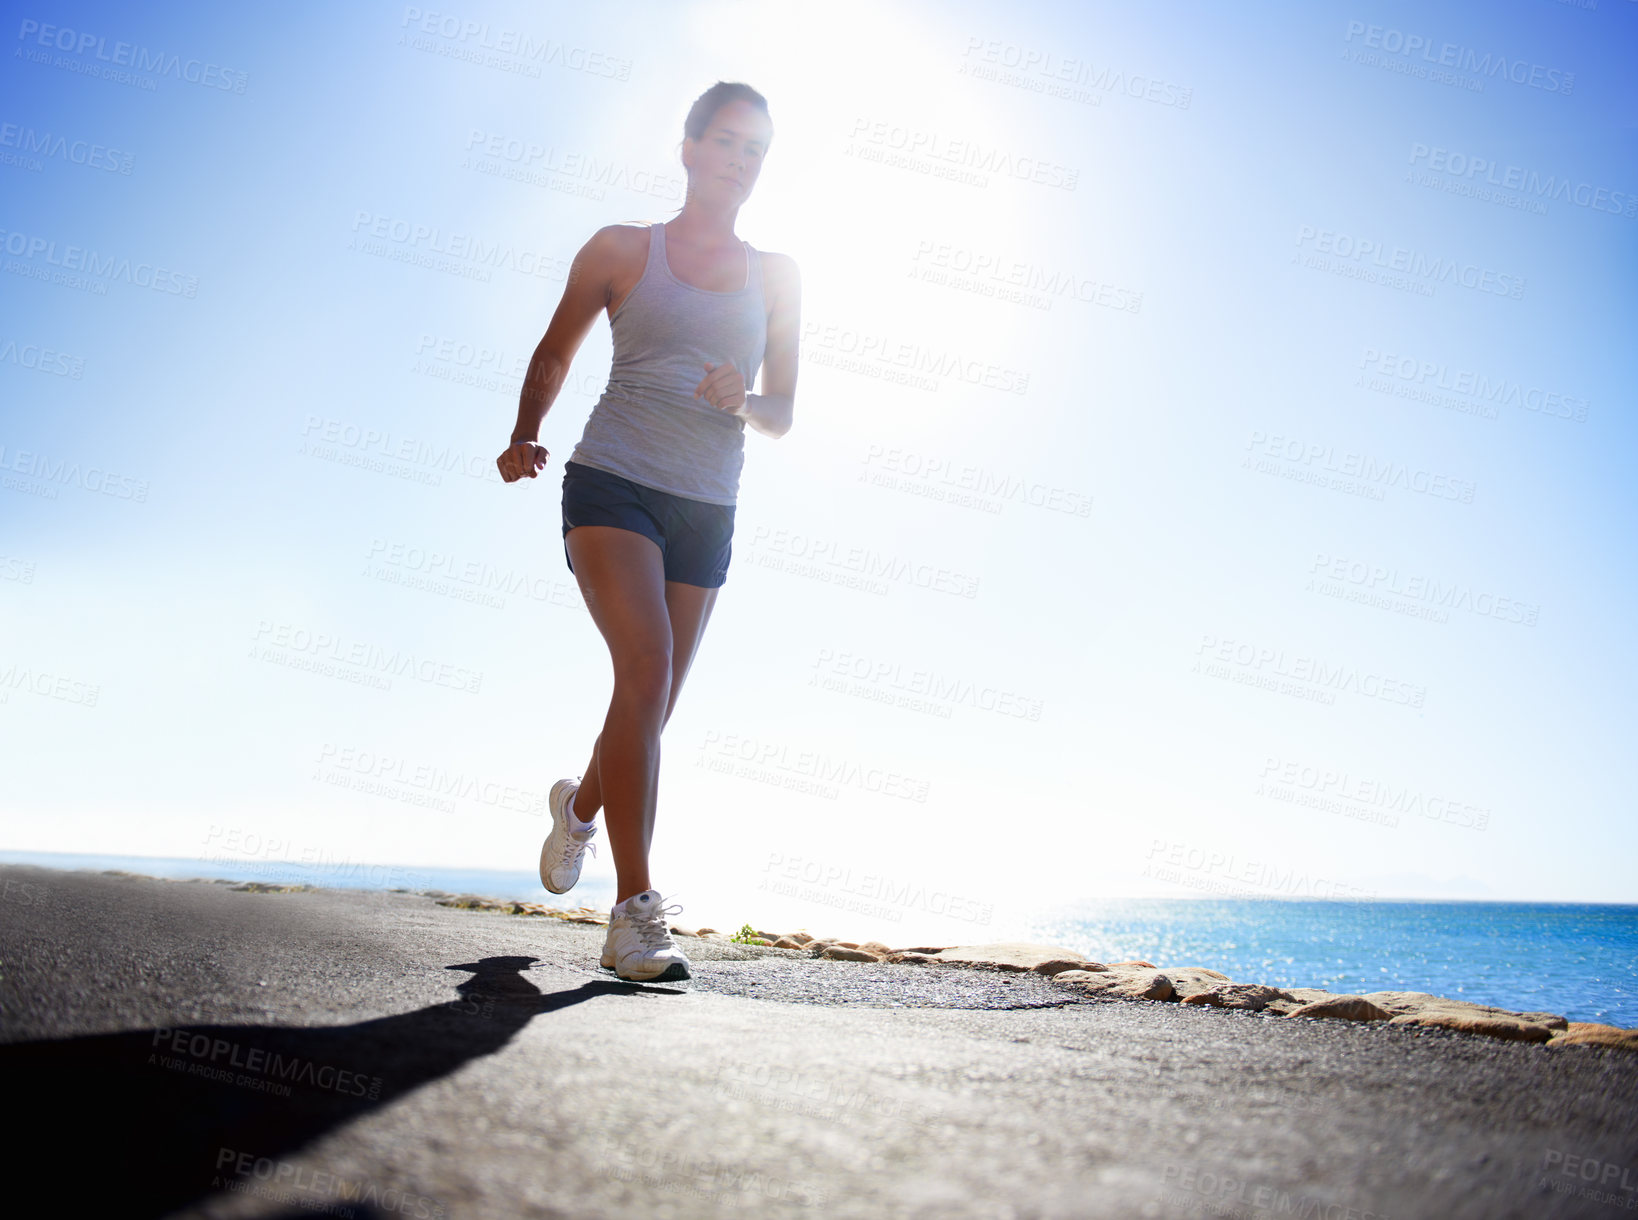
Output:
[
  {"xmin": 601, "ymin": 957, "xmax": 691, "ymax": 983},
  {"xmin": 539, "ymin": 779, "xmax": 582, "ymax": 895}
]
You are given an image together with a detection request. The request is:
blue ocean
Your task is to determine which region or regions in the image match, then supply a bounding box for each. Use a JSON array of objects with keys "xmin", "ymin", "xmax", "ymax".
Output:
[{"xmin": 5, "ymin": 851, "xmax": 1634, "ymax": 1028}]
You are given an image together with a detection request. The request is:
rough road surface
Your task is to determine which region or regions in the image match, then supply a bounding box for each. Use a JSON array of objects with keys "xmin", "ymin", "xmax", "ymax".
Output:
[{"xmin": 2, "ymin": 865, "xmax": 1634, "ymax": 1219}]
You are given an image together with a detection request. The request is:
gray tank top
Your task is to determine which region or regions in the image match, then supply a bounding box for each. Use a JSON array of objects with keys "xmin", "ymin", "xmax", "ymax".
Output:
[{"xmin": 567, "ymin": 221, "xmax": 767, "ymax": 505}]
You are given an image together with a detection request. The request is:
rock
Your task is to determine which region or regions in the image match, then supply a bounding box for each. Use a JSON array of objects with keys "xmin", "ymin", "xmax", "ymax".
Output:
[
  {"xmin": 822, "ymin": 946, "xmax": 882, "ymax": 962},
  {"xmin": 1286, "ymin": 996, "xmax": 1393, "ymax": 1022},
  {"xmin": 1260, "ymin": 988, "xmax": 1341, "ymax": 1016},
  {"xmin": 1107, "ymin": 960, "xmax": 1158, "ymax": 969},
  {"xmin": 896, "ymin": 945, "xmax": 957, "ymax": 954},
  {"xmin": 1164, "ymin": 967, "xmax": 1235, "ymax": 1002},
  {"xmin": 1180, "ymin": 984, "xmax": 1295, "ymax": 1012},
  {"xmin": 1388, "ymin": 1012, "xmax": 1553, "ymax": 1043},
  {"xmin": 670, "ymin": 926, "xmax": 699, "ymax": 938},
  {"xmin": 1361, "ymin": 991, "xmax": 1562, "ymax": 1042},
  {"xmin": 859, "ymin": 940, "xmax": 893, "ymax": 954},
  {"xmin": 883, "ymin": 951, "xmax": 941, "ymax": 965},
  {"xmin": 696, "ymin": 927, "xmax": 716, "ymax": 935},
  {"xmin": 1547, "ymin": 1023, "xmax": 1638, "ymax": 1051},
  {"xmin": 771, "ymin": 936, "xmax": 806, "ymax": 949},
  {"xmin": 1054, "ymin": 968, "xmax": 1173, "ymax": 1001},
  {"xmin": 834, "ymin": 941, "xmax": 861, "ymax": 950},
  {"xmin": 927, "ymin": 943, "xmax": 1101, "ymax": 975},
  {"xmin": 1518, "ymin": 1012, "xmax": 1570, "ymax": 1031}
]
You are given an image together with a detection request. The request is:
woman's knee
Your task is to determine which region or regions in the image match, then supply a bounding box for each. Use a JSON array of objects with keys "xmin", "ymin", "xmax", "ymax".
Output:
[{"xmin": 611, "ymin": 647, "xmax": 673, "ymax": 706}]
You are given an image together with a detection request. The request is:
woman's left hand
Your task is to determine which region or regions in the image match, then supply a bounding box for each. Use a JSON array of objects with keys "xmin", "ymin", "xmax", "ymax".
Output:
[{"xmin": 695, "ymin": 360, "xmax": 748, "ymax": 416}]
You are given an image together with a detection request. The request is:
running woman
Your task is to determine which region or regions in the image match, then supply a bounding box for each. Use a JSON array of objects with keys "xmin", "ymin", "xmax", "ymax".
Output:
[{"xmin": 496, "ymin": 83, "xmax": 800, "ymax": 982}]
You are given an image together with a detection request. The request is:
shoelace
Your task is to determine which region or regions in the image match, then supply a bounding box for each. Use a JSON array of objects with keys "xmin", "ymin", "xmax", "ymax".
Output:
[
  {"xmin": 625, "ymin": 894, "xmax": 685, "ymax": 952},
  {"xmin": 561, "ymin": 835, "xmax": 596, "ymax": 870}
]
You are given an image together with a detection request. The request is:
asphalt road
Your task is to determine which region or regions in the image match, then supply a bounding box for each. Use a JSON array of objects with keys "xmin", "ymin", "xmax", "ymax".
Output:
[{"xmin": 2, "ymin": 864, "xmax": 1634, "ymax": 1220}]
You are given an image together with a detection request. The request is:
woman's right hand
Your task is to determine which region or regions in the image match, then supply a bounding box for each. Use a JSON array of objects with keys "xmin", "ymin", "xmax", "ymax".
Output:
[{"xmin": 497, "ymin": 441, "xmax": 549, "ymax": 482}]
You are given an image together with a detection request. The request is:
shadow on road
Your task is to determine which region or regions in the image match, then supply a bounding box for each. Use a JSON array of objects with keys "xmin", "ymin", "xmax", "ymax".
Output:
[{"xmin": 2, "ymin": 955, "xmax": 670, "ymax": 1217}]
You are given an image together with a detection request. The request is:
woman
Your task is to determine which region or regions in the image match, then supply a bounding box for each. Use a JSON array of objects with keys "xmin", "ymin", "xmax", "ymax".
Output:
[{"xmin": 495, "ymin": 82, "xmax": 800, "ymax": 983}]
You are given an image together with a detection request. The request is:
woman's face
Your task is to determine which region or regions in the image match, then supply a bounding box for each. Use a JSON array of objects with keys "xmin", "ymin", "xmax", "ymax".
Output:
[{"xmin": 686, "ymin": 99, "xmax": 772, "ymax": 203}]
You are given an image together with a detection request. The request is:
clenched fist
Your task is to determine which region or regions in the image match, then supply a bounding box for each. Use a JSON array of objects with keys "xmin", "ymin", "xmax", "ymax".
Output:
[{"xmin": 497, "ymin": 440, "xmax": 549, "ymax": 482}]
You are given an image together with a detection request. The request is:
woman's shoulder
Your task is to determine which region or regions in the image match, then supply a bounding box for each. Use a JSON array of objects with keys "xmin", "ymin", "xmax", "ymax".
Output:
[{"xmin": 754, "ymin": 247, "xmax": 801, "ymax": 299}]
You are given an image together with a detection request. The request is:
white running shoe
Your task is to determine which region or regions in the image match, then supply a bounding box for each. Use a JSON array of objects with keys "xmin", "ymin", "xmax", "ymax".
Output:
[
  {"xmin": 539, "ymin": 778, "xmax": 598, "ymax": 895},
  {"xmin": 601, "ymin": 890, "xmax": 691, "ymax": 982}
]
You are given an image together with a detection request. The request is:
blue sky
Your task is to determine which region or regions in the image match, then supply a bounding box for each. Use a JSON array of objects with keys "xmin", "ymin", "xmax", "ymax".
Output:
[{"xmin": 3, "ymin": 0, "xmax": 1635, "ymax": 937}]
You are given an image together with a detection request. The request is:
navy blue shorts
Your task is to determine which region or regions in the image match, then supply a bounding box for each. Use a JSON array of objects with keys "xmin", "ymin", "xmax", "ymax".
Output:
[{"xmin": 561, "ymin": 460, "xmax": 736, "ymax": 588}]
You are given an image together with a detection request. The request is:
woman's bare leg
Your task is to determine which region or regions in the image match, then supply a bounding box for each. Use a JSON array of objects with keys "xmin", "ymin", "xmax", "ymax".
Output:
[
  {"xmin": 562, "ymin": 526, "xmax": 676, "ymax": 903},
  {"xmin": 572, "ymin": 577, "xmax": 720, "ymax": 824}
]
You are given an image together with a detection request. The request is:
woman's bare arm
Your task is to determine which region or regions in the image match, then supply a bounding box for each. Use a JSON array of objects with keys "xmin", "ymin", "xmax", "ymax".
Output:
[
  {"xmin": 509, "ymin": 227, "xmax": 622, "ymax": 444},
  {"xmin": 741, "ymin": 252, "xmax": 801, "ymax": 439}
]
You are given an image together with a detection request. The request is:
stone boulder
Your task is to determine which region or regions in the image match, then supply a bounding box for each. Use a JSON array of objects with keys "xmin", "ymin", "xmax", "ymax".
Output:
[
  {"xmin": 1285, "ymin": 995, "xmax": 1393, "ymax": 1022},
  {"xmin": 1180, "ymin": 983, "xmax": 1295, "ymax": 1012},
  {"xmin": 1053, "ymin": 967, "xmax": 1173, "ymax": 1001},
  {"xmin": 1164, "ymin": 967, "xmax": 1233, "ymax": 1002},
  {"xmin": 822, "ymin": 946, "xmax": 882, "ymax": 963},
  {"xmin": 1546, "ymin": 1023, "xmax": 1638, "ymax": 1051},
  {"xmin": 1361, "ymin": 991, "xmax": 1564, "ymax": 1043},
  {"xmin": 923, "ymin": 943, "xmax": 1102, "ymax": 976}
]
